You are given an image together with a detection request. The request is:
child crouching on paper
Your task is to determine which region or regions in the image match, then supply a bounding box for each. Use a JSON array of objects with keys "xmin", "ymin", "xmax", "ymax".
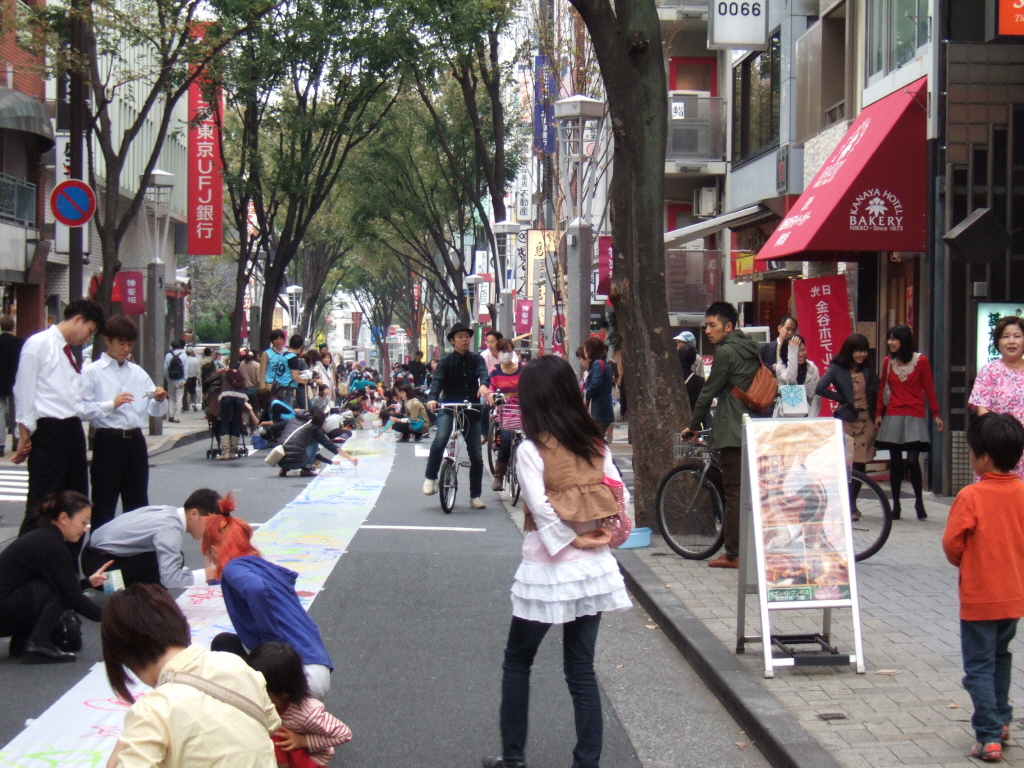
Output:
[
  {"xmin": 942, "ymin": 413, "xmax": 1024, "ymax": 763},
  {"xmin": 248, "ymin": 642, "xmax": 352, "ymax": 768}
]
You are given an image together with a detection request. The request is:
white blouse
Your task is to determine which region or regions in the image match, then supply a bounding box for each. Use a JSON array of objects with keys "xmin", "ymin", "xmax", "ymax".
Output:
[{"xmin": 511, "ymin": 440, "xmax": 633, "ymax": 624}]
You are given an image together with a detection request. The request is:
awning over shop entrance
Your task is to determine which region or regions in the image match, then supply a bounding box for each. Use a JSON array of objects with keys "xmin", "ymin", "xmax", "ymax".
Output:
[
  {"xmin": 664, "ymin": 204, "xmax": 772, "ymax": 248},
  {"xmin": 755, "ymin": 77, "xmax": 927, "ymax": 263},
  {"xmin": 0, "ymin": 88, "xmax": 55, "ymax": 151}
]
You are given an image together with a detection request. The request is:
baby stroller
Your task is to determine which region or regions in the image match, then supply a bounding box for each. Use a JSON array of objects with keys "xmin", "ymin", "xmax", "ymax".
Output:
[{"xmin": 204, "ymin": 380, "xmax": 252, "ymax": 460}]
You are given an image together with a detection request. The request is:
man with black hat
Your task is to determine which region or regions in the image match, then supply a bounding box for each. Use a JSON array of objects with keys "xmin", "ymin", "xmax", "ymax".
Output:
[{"xmin": 423, "ymin": 322, "xmax": 490, "ymax": 508}]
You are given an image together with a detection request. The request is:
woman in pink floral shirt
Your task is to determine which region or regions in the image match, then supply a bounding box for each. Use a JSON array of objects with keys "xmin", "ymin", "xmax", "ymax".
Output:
[{"xmin": 969, "ymin": 316, "xmax": 1024, "ymax": 481}]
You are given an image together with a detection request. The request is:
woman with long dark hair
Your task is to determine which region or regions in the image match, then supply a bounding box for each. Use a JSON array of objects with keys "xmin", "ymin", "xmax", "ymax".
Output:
[
  {"xmin": 773, "ymin": 333, "xmax": 821, "ymax": 417},
  {"xmin": 482, "ymin": 355, "xmax": 630, "ymax": 768},
  {"xmin": 875, "ymin": 324, "xmax": 943, "ymax": 519},
  {"xmin": 816, "ymin": 334, "xmax": 880, "ymax": 518}
]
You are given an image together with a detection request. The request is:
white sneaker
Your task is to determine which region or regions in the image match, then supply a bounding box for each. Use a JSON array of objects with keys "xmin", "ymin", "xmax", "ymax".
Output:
[
  {"xmin": 470, "ymin": 497, "xmax": 486, "ymax": 509},
  {"xmin": 423, "ymin": 479, "xmax": 436, "ymax": 495}
]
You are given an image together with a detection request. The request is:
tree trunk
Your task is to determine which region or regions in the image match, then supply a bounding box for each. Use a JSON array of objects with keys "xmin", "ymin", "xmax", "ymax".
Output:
[{"xmin": 566, "ymin": 0, "xmax": 689, "ymax": 528}]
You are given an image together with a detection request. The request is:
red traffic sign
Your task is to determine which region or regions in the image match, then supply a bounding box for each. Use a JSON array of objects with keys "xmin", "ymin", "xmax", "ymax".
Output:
[{"xmin": 50, "ymin": 180, "xmax": 96, "ymax": 227}]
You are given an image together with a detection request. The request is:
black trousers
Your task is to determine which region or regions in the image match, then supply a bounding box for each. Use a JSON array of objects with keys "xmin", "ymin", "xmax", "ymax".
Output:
[
  {"xmin": 20, "ymin": 417, "xmax": 88, "ymax": 535},
  {"xmin": 0, "ymin": 579, "xmax": 65, "ymax": 642},
  {"xmin": 82, "ymin": 547, "xmax": 161, "ymax": 587},
  {"xmin": 90, "ymin": 430, "xmax": 150, "ymax": 530}
]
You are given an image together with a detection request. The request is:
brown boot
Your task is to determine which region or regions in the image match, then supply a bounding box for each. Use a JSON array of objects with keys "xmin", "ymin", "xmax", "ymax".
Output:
[
  {"xmin": 217, "ymin": 435, "xmax": 231, "ymax": 459},
  {"xmin": 492, "ymin": 461, "xmax": 507, "ymax": 491},
  {"xmin": 708, "ymin": 554, "xmax": 739, "ymax": 569}
]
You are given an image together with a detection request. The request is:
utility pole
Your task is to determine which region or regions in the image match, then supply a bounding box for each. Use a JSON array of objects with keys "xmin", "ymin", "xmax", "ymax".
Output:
[{"xmin": 68, "ymin": 0, "xmax": 85, "ymax": 301}]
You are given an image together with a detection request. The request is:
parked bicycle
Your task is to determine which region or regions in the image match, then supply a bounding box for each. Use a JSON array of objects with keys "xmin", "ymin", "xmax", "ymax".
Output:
[
  {"xmin": 437, "ymin": 402, "xmax": 481, "ymax": 514},
  {"xmin": 656, "ymin": 431, "xmax": 893, "ymax": 562},
  {"xmin": 490, "ymin": 393, "xmax": 525, "ymax": 506}
]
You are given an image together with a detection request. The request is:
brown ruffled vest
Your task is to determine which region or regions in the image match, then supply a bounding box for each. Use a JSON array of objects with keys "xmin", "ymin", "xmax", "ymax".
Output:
[{"xmin": 523, "ymin": 436, "xmax": 619, "ymax": 532}]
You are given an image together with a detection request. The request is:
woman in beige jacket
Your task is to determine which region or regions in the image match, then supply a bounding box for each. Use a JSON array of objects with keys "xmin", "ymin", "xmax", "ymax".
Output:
[{"xmin": 102, "ymin": 583, "xmax": 281, "ymax": 768}]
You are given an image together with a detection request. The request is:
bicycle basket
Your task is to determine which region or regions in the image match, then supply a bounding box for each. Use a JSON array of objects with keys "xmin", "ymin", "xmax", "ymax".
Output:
[
  {"xmin": 673, "ymin": 432, "xmax": 708, "ymax": 459},
  {"xmin": 498, "ymin": 398, "xmax": 523, "ymax": 430}
]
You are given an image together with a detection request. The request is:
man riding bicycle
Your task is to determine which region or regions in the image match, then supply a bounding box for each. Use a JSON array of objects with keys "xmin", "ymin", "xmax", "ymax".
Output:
[{"xmin": 423, "ymin": 322, "xmax": 491, "ymax": 508}]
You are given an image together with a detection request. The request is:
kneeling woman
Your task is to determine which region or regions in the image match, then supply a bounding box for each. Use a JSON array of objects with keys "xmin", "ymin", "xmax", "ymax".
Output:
[
  {"xmin": 483, "ymin": 355, "xmax": 631, "ymax": 768},
  {"xmin": 202, "ymin": 495, "xmax": 334, "ymax": 699},
  {"xmin": 0, "ymin": 491, "xmax": 111, "ymax": 663},
  {"xmin": 102, "ymin": 583, "xmax": 280, "ymax": 767}
]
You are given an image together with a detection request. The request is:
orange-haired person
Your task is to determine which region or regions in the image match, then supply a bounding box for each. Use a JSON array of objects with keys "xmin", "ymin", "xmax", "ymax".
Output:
[{"xmin": 203, "ymin": 495, "xmax": 334, "ymax": 699}]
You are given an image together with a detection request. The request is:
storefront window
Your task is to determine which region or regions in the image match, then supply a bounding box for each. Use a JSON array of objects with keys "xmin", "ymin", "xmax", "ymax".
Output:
[
  {"xmin": 866, "ymin": 0, "xmax": 930, "ymax": 83},
  {"xmin": 732, "ymin": 31, "xmax": 781, "ymax": 164}
]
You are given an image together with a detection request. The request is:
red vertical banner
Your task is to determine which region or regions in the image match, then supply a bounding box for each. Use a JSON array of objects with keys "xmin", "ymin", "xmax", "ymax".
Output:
[
  {"xmin": 115, "ymin": 271, "xmax": 145, "ymax": 315},
  {"xmin": 792, "ymin": 275, "xmax": 853, "ymax": 416},
  {"xmin": 596, "ymin": 235, "xmax": 612, "ymax": 297},
  {"xmin": 552, "ymin": 313, "xmax": 566, "ymax": 356},
  {"xmin": 188, "ymin": 66, "xmax": 223, "ymax": 255},
  {"xmin": 515, "ymin": 299, "xmax": 533, "ymax": 336}
]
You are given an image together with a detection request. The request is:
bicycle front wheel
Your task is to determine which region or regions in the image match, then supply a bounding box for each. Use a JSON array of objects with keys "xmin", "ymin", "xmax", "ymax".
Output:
[
  {"xmin": 850, "ymin": 470, "xmax": 892, "ymax": 562},
  {"xmin": 439, "ymin": 460, "xmax": 457, "ymax": 514},
  {"xmin": 656, "ymin": 460, "xmax": 725, "ymax": 560},
  {"xmin": 507, "ymin": 446, "xmax": 521, "ymax": 506},
  {"xmin": 486, "ymin": 421, "xmax": 498, "ymax": 474}
]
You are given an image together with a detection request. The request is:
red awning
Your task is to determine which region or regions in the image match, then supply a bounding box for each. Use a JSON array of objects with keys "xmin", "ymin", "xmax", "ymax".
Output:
[{"xmin": 755, "ymin": 77, "xmax": 927, "ymax": 263}]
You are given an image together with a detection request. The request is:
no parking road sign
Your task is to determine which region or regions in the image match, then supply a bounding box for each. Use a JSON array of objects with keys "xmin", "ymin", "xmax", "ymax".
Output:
[{"xmin": 50, "ymin": 180, "xmax": 96, "ymax": 228}]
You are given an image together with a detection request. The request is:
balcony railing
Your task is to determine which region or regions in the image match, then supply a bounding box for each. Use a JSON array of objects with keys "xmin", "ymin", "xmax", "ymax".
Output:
[
  {"xmin": 0, "ymin": 173, "xmax": 36, "ymax": 228},
  {"xmin": 667, "ymin": 95, "xmax": 726, "ymax": 164}
]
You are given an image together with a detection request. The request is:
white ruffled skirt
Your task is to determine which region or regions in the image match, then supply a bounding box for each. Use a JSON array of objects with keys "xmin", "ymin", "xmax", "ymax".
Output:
[{"xmin": 510, "ymin": 546, "xmax": 632, "ymax": 625}]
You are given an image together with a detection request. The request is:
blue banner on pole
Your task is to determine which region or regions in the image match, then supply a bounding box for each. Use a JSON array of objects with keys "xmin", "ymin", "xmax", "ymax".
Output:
[{"xmin": 533, "ymin": 56, "xmax": 555, "ymax": 154}]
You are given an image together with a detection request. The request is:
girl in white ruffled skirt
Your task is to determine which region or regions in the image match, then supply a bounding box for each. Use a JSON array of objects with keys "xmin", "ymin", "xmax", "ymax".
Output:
[{"xmin": 482, "ymin": 356, "xmax": 631, "ymax": 768}]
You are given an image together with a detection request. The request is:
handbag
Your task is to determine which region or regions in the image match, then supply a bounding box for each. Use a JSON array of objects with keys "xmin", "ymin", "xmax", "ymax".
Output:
[
  {"xmin": 881, "ymin": 356, "xmax": 891, "ymax": 409},
  {"xmin": 264, "ymin": 444, "xmax": 286, "ymax": 466},
  {"xmin": 599, "ymin": 475, "xmax": 633, "ymax": 548},
  {"xmin": 49, "ymin": 609, "xmax": 82, "ymax": 652},
  {"xmin": 834, "ymin": 404, "xmax": 858, "ymax": 423},
  {"xmin": 778, "ymin": 384, "xmax": 809, "ymax": 417},
  {"xmin": 728, "ymin": 361, "xmax": 778, "ymax": 413}
]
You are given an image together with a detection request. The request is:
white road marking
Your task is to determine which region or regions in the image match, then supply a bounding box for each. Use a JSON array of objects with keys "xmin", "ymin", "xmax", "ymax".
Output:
[
  {"xmin": 361, "ymin": 524, "xmax": 486, "ymax": 532},
  {"xmin": 414, "ymin": 446, "xmax": 430, "ymax": 457}
]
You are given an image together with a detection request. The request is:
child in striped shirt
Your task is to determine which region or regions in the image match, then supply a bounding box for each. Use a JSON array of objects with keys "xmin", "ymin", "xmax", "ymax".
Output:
[{"xmin": 249, "ymin": 642, "xmax": 352, "ymax": 767}]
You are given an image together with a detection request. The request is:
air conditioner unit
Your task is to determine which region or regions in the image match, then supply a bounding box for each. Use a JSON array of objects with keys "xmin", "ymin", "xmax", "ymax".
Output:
[{"xmin": 693, "ymin": 187, "xmax": 718, "ymax": 218}]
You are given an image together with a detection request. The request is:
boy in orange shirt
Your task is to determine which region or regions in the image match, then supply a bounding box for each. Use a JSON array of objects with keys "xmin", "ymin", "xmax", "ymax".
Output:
[{"xmin": 943, "ymin": 413, "xmax": 1024, "ymax": 763}]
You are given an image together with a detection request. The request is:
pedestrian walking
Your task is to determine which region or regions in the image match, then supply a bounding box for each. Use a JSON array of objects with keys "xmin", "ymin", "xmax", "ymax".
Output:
[
  {"xmin": 202, "ymin": 496, "xmax": 335, "ymax": 699},
  {"xmin": 0, "ymin": 315, "xmax": 23, "ymax": 456},
  {"xmin": 0, "ymin": 491, "xmax": 111, "ymax": 664},
  {"xmin": 681, "ymin": 302, "xmax": 764, "ymax": 569},
  {"xmin": 408, "ymin": 350, "xmax": 428, "ymax": 387},
  {"xmin": 482, "ymin": 355, "xmax": 630, "ymax": 768},
  {"xmin": 163, "ymin": 340, "xmax": 188, "ymax": 423},
  {"xmin": 942, "ymin": 413, "xmax": 1024, "ymax": 763},
  {"xmin": 673, "ymin": 330, "xmax": 704, "ymax": 378},
  {"xmin": 247, "ymin": 642, "xmax": 353, "ymax": 767},
  {"xmin": 82, "ymin": 316, "xmax": 168, "ymax": 528},
  {"xmin": 13, "ymin": 298, "xmax": 104, "ymax": 535},
  {"xmin": 772, "ymin": 334, "xmax": 821, "ymax": 417},
  {"xmin": 241, "ymin": 350, "xmax": 262, "ymax": 407},
  {"xmin": 83, "ymin": 488, "xmax": 223, "ymax": 589},
  {"xmin": 101, "ymin": 583, "xmax": 281, "ymax": 768},
  {"xmin": 487, "ymin": 339, "xmax": 523, "ymax": 490},
  {"xmin": 816, "ymin": 334, "xmax": 879, "ymax": 519},
  {"xmin": 969, "ymin": 315, "xmax": 1024, "ymax": 481},
  {"xmin": 422, "ymin": 322, "xmax": 490, "ymax": 508},
  {"xmin": 678, "ymin": 344, "xmax": 704, "ymax": 412},
  {"xmin": 580, "ymin": 336, "xmax": 615, "ymax": 438},
  {"xmin": 184, "ymin": 347, "xmax": 201, "ymax": 411},
  {"xmin": 875, "ymin": 324, "xmax": 943, "ymax": 520}
]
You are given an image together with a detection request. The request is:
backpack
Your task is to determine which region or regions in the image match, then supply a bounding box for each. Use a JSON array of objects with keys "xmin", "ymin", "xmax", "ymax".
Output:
[
  {"xmin": 728, "ymin": 361, "xmax": 778, "ymax": 414},
  {"xmin": 167, "ymin": 351, "xmax": 184, "ymax": 380}
]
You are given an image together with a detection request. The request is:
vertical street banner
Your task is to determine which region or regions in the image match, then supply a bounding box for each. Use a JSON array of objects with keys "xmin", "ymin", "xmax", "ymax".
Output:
[
  {"xmin": 552, "ymin": 313, "xmax": 566, "ymax": 356},
  {"xmin": 595, "ymin": 235, "xmax": 612, "ymax": 299},
  {"xmin": 793, "ymin": 275, "xmax": 853, "ymax": 416},
  {"xmin": 533, "ymin": 56, "xmax": 555, "ymax": 154},
  {"xmin": 476, "ymin": 274, "xmax": 492, "ymax": 323},
  {"xmin": 188, "ymin": 67, "xmax": 223, "ymax": 255},
  {"xmin": 515, "ymin": 299, "xmax": 533, "ymax": 336},
  {"xmin": 514, "ymin": 230, "xmax": 529, "ymax": 298},
  {"xmin": 115, "ymin": 271, "xmax": 145, "ymax": 315}
]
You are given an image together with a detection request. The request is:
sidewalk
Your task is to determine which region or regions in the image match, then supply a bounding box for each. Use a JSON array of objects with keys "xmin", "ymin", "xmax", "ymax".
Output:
[{"xmin": 612, "ymin": 435, "xmax": 1024, "ymax": 768}]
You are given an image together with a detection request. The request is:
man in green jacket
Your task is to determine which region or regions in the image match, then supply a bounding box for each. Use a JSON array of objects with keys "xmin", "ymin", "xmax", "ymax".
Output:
[{"xmin": 682, "ymin": 301, "xmax": 762, "ymax": 568}]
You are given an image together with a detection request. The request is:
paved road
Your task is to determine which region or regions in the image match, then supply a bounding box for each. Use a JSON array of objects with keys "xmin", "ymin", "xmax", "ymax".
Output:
[{"xmin": 1, "ymin": 435, "xmax": 768, "ymax": 767}]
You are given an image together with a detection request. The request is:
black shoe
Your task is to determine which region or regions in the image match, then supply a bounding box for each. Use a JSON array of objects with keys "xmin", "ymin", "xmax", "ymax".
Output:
[
  {"xmin": 891, "ymin": 503, "xmax": 901, "ymax": 520},
  {"xmin": 414, "ymin": 435, "xmax": 423, "ymax": 442},
  {"xmin": 481, "ymin": 759, "xmax": 526, "ymax": 768},
  {"xmin": 916, "ymin": 501, "xmax": 927, "ymax": 520},
  {"xmin": 399, "ymin": 436, "xmax": 410, "ymax": 443},
  {"xmin": 21, "ymin": 640, "xmax": 76, "ymax": 664},
  {"xmin": 8, "ymin": 634, "xmax": 26, "ymax": 658}
]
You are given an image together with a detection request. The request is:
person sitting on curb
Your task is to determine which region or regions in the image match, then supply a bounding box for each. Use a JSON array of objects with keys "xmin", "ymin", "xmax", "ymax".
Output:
[
  {"xmin": 83, "ymin": 488, "xmax": 224, "ymax": 590},
  {"xmin": 263, "ymin": 409, "xmax": 357, "ymax": 477}
]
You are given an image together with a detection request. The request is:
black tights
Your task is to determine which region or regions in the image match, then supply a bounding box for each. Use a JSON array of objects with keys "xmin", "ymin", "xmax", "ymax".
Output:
[
  {"xmin": 888, "ymin": 449, "xmax": 923, "ymax": 509},
  {"xmin": 850, "ymin": 462, "xmax": 866, "ymax": 509}
]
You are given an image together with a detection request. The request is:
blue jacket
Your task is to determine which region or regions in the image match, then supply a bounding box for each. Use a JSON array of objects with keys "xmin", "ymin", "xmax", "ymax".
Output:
[
  {"xmin": 220, "ymin": 556, "xmax": 333, "ymax": 670},
  {"xmin": 585, "ymin": 358, "xmax": 615, "ymax": 423}
]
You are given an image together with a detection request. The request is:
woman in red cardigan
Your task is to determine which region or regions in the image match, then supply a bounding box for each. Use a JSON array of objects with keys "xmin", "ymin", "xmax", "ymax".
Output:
[{"xmin": 874, "ymin": 325, "xmax": 944, "ymax": 520}]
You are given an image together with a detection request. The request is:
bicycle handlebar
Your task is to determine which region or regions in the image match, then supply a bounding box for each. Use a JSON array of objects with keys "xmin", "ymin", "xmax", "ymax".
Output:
[{"xmin": 438, "ymin": 402, "xmax": 480, "ymax": 409}]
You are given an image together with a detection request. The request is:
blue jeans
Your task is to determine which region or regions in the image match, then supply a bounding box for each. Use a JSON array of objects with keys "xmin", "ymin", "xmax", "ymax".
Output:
[
  {"xmin": 500, "ymin": 614, "xmax": 603, "ymax": 768},
  {"xmin": 280, "ymin": 441, "xmax": 317, "ymax": 472},
  {"xmin": 220, "ymin": 397, "xmax": 243, "ymax": 437},
  {"xmin": 425, "ymin": 409, "xmax": 483, "ymax": 497},
  {"xmin": 497, "ymin": 429, "xmax": 513, "ymax": 464},
  {"xmin": 961, "ymin": 618, "xmax": 1018, "ymax": 743}
]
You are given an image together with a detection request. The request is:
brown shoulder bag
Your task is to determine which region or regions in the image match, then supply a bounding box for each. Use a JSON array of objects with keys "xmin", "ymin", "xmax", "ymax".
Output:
[{"xmin": 727, "ymin": 361, "xmax": 778, "ymax": 414}]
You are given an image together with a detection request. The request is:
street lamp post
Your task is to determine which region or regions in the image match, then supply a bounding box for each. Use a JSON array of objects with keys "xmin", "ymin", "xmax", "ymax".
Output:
[
  {"xmin": 141, "ymin": 169, "xmax": 175, "ymax": 436},
  {"xmin": 555, "ymin": 96, "xmax": 605, "ymax": 374}
]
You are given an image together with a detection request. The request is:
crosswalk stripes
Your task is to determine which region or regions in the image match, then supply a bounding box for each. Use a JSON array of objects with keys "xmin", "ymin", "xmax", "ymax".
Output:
[{"xmin": 0, "ymin": 468, "xmax": 29, "ymax": 502}]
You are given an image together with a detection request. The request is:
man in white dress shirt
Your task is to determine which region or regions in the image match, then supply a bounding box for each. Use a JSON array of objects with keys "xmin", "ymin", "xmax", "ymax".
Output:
[
  {"xmin": 82, "ymin": 316, "xmax": 168, "ymax": 529},
  {"xmin": 13, "ymin": 298, "xmax": 105, "ymax": 535}
]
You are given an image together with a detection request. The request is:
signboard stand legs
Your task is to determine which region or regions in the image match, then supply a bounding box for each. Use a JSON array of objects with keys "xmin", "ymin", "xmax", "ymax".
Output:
[{"xmin": 735, "ymin": 416, "xmax": 866, "ymax": 678}]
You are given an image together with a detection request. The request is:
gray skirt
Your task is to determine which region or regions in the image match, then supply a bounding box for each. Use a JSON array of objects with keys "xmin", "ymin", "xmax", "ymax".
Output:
[{"xmin": 876, "ymin": 414, "xmax": 931, "ymax": 451}]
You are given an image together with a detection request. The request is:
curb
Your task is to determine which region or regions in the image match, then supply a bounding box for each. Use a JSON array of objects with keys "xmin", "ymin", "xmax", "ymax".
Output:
[
  {"xmin": 148, "ymin": 427, "xmax": 211, "ymax": 457},
  {"xmin": 615, "ymin": 550, "xmax": 844, "ymax": 768}
]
